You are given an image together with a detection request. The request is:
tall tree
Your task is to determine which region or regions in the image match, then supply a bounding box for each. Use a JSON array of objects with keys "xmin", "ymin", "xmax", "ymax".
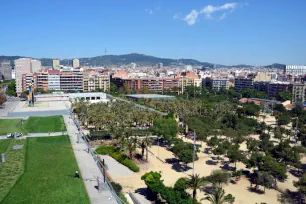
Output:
[
  {"xmin": 202, "ymin": 187, "xmax": 235, "ymax": 204},
  {"xmin": 186, "ymin": 174, "xmax": 207, "ymax": 199}
]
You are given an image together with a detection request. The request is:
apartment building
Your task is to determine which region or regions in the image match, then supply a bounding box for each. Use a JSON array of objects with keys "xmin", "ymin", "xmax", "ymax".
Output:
[
  {"xmin": 177, "ymin": 72, "xmax": 201, "ymax": 94},
  {"xmin": 83, "ymin": 71, "xmax": 110, "ymax": 92},
  {"xmin": 203, "ymin": 78, "xmax": 229, "ymax": 91},
  {"xmin": 34, "ymin": 71, "xmax": 48, "ymax": 91},
  {"xmin": 292, "ymin": 84, "xmax": 306, "ymax": 104},
  {"xmin": 60, "ymin": 72, "xmax": 83, "ymax": 91},
  {"xmin": 22, "ymin": 73, "xmax": 34, "ymax": 91},
  {"xmin": 0, "ymin": 60, "xmax": 12, "ymax": 80},
  {"xmin": 285, "ymin": 65, "xmax": 306, "ymax": 76},
  {"xmin": 73, "ymin": 59, "xmax": 80, "ymax": 68},
  {"xmin": 15, "ymin": 58, "xmax": 32, "ymax": 95},
  {"xmin": 31, "ymin": 59, "xmax": 42, "ymax": 73},
  {"xmin": 234, "ymin": 77, "xmax": 254, "ymax": 92},
  {"xmin": 53, "ymin": 59, "xmax": 60, "ymax": 70},
  {"xmin": 48, "ymin": 70, "xmax": 61, "ymax": 90},
  {"xmin": 267, "ymin": 81, "xmax": 292, "ymax": 98}
]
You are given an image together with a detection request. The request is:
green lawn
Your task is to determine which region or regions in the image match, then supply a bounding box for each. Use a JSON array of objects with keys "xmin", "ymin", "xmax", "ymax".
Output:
[
  {"xmin": 0, "ymin": 139, "xmax": 12, "ymax": 153},
  {"xmin": 0, "ymin": 119, "xmax": 25, "ymax": 135},
  {"xmin": 23, "ymin": 116, "xmax": 66, "ymax": 133},
  {"xmin": 0, "ymin": 139, "xmax": 26, "ymax": 202},
  {"xmin": 1, "ymin": 136, "xmax": 89, "ymax": 204},
  {"xmin": 0, "ymin": 116, "xmax": 66, "ymax": 135}
]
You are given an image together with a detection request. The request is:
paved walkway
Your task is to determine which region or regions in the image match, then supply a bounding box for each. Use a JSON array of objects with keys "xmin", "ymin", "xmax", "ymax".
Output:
[
  {"xmin": 99, "ymin": 155, "xmax": 134, "ymax": 179},
  {"xmin": 0, "ymin": 132, "xmax": 67, "ymax": 140},
  {"xmin": 63, "ymin": 115, "xmax": 117, "ymax": 204}
]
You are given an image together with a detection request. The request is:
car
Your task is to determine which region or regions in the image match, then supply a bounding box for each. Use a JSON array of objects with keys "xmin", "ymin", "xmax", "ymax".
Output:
[{"xmin": 7, "ymin": 132, "xmax": 23, "ymax": 138}]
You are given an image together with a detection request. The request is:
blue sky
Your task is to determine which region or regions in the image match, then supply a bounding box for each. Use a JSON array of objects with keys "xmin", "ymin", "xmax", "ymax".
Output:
[{"xmin": 0, "ymin": 0, "xmax": 305, "ymax": 65}]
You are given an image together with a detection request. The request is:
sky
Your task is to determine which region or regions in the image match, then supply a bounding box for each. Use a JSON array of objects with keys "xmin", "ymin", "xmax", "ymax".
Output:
[{"xmin": 0, "ymin": 0, "xmax": 305, "ymax": 65}]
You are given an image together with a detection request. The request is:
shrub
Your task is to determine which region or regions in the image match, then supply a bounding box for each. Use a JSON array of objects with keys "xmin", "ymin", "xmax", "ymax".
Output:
[
  {"xmin": 111, "ymin": 182, "xmax": 122, "ymax": 194},
  {"xmin": 96, "ymin": 146, "xmax": 140, "ymax": 172}
]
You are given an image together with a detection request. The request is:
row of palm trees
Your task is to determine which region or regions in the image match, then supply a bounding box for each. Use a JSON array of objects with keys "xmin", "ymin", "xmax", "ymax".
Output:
[{"xmin": 72, "ymin": 100, "xmax": 156, "ymax": 161}]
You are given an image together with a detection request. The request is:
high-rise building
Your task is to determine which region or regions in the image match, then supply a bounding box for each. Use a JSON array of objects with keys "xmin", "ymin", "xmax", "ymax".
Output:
[
  {"xmin": 15, "ymin": 58, "xmax": 32, "ymax": 95},
  {"xmin": 53, "ymin": 59, "xmax": 60, "ymax": 70},
  {"xmin": 0, "ymin": 60, "xmax": 11, "ymax": 80},
  {"xmin": 285, "ymin": 65, "xmax": 306, "ymax": 76},
  {"xmin": 73, "ymin": 59, "xmax": 80, "ymax": 68},
  {"xmin": 31, "ymin": 59, "xmax": 42, "ymax": 73}
]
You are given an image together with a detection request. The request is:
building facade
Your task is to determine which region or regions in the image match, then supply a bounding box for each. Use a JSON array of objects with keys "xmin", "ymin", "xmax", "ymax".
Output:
[
  {"xmin": 47, "ymin": 70, "xmax": 61, "ymax": 90},
  {"xmin": 73, "ymin": 59, "xmax": 80, "ymax": 68},
  {"xmin": 0, "ymin": 60, "xmax": 12, "ymax": 80},
  {"xmin": 83, "ymin": 71, "xmax": 110, "ymax": 92},
  {"xmin": 31, "ymin": 59, "xmax": 42, "ymax": 73},
  {"xmin": 267, "ymin": 82, "xmax": 292, "ymax": 98},
  {"xmin": 15, "ymin": 58, "xmax": 32, "ymax": 95},
  {"xmin": 292, "ymin": 84, "xmax": 306, "ymax": 104},
  {"xmin": 285, "ymin": 65, "xmax": 306, "ymax": 76},
  {"xmin": 234, "ymin": 77, "xmax": 254, "ymax": 92},
  {"xmin": 60, "ymin": 72, "xmax": 83, "ymax": 91},
  {"xmin": 53, "ymin": 59, "xmax": 60, "ymax": 70}
]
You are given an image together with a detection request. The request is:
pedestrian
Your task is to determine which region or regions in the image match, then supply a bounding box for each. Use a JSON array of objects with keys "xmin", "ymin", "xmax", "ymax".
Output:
[{"xmin": 74, "ymin": 170, "xmax": 80, "ymax": 178}]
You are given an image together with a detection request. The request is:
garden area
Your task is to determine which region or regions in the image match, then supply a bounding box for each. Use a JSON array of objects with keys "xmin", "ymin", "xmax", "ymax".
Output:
[
  {"xmin": 0, "ymin": 116, "xmax": 66, "ymax": 135},
  {"xmin": 1, "ymin": 136, "xmax": 89, "ymax": 204}
]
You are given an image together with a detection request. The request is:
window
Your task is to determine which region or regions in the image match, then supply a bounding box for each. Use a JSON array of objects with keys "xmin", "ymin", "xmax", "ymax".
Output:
[{"xmin": 91, "ymin": 97, "xmax": 95, "ymax": 100}]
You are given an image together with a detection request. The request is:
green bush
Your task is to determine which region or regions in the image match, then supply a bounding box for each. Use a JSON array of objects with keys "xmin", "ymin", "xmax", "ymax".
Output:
[
  {"xmin": 96, "ymin": 146, "xmax": 140, "ymax": 172},
  {"xmin": 111, "ymin": 182, "xmax": 122, "ymax": 194}
]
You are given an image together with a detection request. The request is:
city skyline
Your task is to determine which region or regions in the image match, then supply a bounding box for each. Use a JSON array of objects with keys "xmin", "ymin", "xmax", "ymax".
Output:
[{"xmin": 0, "ymin": 0, "xmax": 305, "ymax": 65}]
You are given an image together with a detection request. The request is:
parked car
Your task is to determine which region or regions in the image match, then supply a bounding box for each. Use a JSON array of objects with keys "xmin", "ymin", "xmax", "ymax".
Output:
[{"xmin": 7, "ymin": 132, "xmax": 23, "ymax": 138}]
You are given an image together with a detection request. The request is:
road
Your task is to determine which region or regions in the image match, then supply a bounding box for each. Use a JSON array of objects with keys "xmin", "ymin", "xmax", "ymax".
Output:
[{"xmin": 0, "ymin": 100, "xmax": 19, "ymax": 117}]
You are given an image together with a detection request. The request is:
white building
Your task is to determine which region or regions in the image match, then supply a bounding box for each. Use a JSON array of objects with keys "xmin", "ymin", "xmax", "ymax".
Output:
[
  {"xmin": 73, "ymin": 59, "xmax": 80, "ymax": 68},
  {"xmin": 53, "ymin": 59, "xmax": 60, "ymax": 70},
  {"xmin": 47, "ymin": 70, "xmax": 61, "ymax": 90},
  {"xmin": 285, "ymin": 65, "xmax": 306, "ymax": 76},
  {"xmin": 131, "ymin": 63, "xmax": 137, "ymax": 69},
  {"xmin": 31, "ymin": 59, "xmax": 42, "ymax": 73},
  {"xmin": 15, "ymin": 58, "xmax": 32, "ymax": 95}
]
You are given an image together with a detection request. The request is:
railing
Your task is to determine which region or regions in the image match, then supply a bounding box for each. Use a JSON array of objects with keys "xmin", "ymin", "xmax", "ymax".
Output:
[{"xmin": 73, "ymin": 116, "xmax": 126, "ymax": 204}]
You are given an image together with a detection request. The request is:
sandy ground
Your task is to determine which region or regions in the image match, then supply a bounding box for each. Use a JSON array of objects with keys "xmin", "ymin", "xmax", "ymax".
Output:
[{"xmin": 114, "ymin": 133, "xmax": 302, "ymax": 204}]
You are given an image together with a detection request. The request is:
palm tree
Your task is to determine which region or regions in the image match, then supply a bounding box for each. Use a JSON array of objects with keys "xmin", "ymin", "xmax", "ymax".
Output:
[
  {"xmin": 186, "ymin": 174, "xmax": 207, "ymax": 199},
  {"xmin": 202, "ymin": 187, "xmax": 235, "ymax": 204},
  {"xmin": 124, "ymin": 136, "xmax": 138, "ymax": 159},
  {"xmin": 139, "ymin": 135, "xmax": 153, "ymax": 162}
]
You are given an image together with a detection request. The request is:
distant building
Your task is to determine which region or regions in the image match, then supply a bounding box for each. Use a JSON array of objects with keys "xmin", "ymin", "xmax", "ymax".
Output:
[
  {"xmin": 15, "ymin": 58, "xmax": 32, "ymax": 95},
  {"xmin": 234, "ymin": 77, "xmax": 254, "ymax": 92},
  {"xmin": 292, "ymin": 84, "xmax": 306, "ymax": 104},
  {"xmin": 157, "ymin": 63, "xmax": 163, "ymax": 69},
  {"xmin": 254, "ymin": 72, "xmax": 271, "ymax": 82},
  {"xmin": 73, "ymin": 59, "xmax": 80, "ymax": 68},
  {"xmin": 203, "ymin": 78, "xmax": 229, "ymax": 91},
  {"xmin": 267, "ymin": 81, "xmax": 292, "ymax": 98},
  {"xmin": 53, "ymin": 59, "xmax": 60, "ymax": 70},
  {"xmin": 31, "ymin": 59, "xmax": 42, "ymax": 73},
  {"xmin": 285, "ymin": 65, "xmax": 306, "ymax": 76},
  {"xmin": 83, "ymin": 71, "xmax": 110, "ymax": 92},
  {"xmin": 12, "ymin": 69, "xmax": 16, "ymax": 79},
  {"xmin": 177, "ymin": 71, "xmax": 201, "ymax": 94},
  {"xmin": 131, "ymin": 63, "xmax": 137, "ymax": 69},
  {"xmin": 0, "ymin": 60, "xmax": 12, "ymax": 80}
]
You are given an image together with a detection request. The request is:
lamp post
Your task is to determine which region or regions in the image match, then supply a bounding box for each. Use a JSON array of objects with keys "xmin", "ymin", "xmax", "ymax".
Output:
[{"xmin": 192, "ymin": 130, "xmax": 196, "ymax": 176}]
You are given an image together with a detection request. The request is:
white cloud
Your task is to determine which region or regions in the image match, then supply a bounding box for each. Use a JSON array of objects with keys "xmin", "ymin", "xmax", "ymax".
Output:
[
  {"xmin": 180, "ymin": 2, "xmax": 238, "ymax": 25},
  {"xmin": 145, "ymin": 9, "xmax": 153, "ymax": 15},
  {"xmin": 184, "ymin": 10, "xmax": 199, "ymax": 25}
]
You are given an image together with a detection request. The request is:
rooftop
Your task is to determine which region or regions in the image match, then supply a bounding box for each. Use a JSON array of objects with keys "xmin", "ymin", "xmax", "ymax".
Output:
[{"xmin": 125, "ymin": 94, "xmax": 176, "ymax": 100}]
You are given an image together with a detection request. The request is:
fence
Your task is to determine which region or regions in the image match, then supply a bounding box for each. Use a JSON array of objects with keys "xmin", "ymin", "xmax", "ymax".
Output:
[{"xmin": 73, "ymin": 116, "xmax": 126, "ymax": 204}]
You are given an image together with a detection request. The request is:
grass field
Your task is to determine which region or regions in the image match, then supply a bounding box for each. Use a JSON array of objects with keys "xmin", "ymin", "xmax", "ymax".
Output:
[
  {"xmin": 0, "ymin": 139, "xmax": 12, "ymax": 153},
  {"xmin": 0, "ymin": 139, "xmax": 26, "ymax": 202},
  {"xmin": 0, "ymin": 119, "xmax": 25, "ymax": 135},
  {"xmin": 0, "ymin": 116, "xmax": 66, "ymax": 135},
  {"xmin": 23, "ymin": 116, "xmax": 66, "ymax": 133},
  {"xmin": 1, "ymin": 136, "xmax": 89, "ymax": 204}
]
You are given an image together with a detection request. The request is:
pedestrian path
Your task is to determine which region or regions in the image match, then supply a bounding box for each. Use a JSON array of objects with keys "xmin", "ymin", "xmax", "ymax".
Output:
[
  {"xmin": 99, "ymin": 155, "xmax": 134, "ymax": 179},
  {"xmin": 63, "ymin": 115, "xmax": 117, "ymax": 204}
]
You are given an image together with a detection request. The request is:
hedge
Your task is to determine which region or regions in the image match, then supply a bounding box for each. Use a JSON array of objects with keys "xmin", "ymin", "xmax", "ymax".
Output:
[{"xmin": 96, "ymin": 146, "xmax": 140, "ymax": 172}]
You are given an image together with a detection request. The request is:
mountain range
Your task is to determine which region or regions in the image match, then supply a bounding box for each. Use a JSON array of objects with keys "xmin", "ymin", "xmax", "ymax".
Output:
[{"xmin": 0, "ymin": 53, "xmax": 285, "ymax": 69}]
